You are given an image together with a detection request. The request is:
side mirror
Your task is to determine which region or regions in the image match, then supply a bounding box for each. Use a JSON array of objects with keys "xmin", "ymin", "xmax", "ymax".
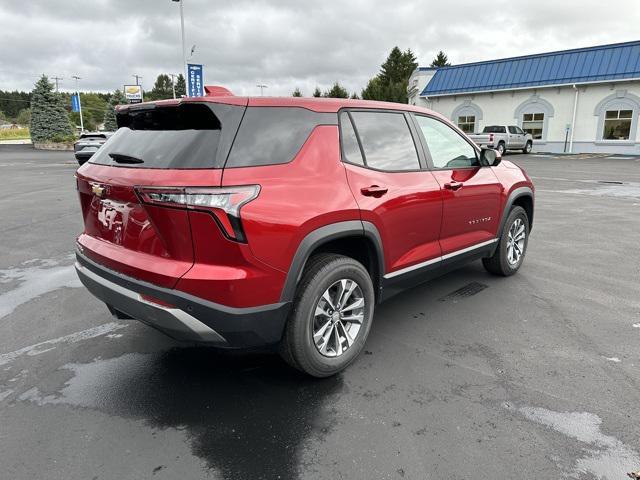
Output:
[{"xmin": 481, "ymin": 147, "xmax": 501, "ymax": 166}]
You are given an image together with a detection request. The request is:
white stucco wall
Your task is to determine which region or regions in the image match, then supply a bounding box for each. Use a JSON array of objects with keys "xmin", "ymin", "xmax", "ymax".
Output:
[{"xmin": 413, "ymin": 81, "xmax": 640, "ymax": 154}]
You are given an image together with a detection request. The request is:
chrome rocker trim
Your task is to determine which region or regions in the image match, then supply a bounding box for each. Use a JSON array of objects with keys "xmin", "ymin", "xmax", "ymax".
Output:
[{"xmin": 383, "ymin": 238, "xmax": 499, "ymax": 279}]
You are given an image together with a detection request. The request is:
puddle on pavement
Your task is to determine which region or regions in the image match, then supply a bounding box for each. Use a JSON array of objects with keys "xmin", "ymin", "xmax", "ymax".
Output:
[
  {"xmin": 0, "ymin": 255, "xmax": 81, "ymax": 319},
  {"xmin": 516, "ymin": 405, "xmax": 639, "ymax": 479},
  {"xmin": 15, "ymin": 347, "xmax": 344, "ymax": 479}
]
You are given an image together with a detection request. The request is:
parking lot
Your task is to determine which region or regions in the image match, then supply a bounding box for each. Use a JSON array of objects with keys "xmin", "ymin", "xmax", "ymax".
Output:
[{"xmin": 0, "ymin": 144, "xmax": 639, "ymax": 480}]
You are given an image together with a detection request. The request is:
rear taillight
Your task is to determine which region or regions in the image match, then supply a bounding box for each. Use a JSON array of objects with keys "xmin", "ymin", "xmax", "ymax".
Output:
[
  {"xmin": 135, "ymin": 185, "xmax": 260, "ymax": 242},
  {"xmin": 489, "ymin": 133, "xmax": 494, "ymax": 142}
]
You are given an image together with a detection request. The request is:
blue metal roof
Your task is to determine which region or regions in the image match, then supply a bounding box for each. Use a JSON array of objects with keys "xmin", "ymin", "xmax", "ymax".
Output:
[{"xmin": 421, "ymin": 41, "xmax": 640, "ymax": 96}]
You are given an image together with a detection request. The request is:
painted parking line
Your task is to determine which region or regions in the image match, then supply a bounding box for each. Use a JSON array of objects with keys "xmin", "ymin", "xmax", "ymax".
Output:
[{"xmin": 0, "ymin": 322, "xmax": 127, "ymax": 367}]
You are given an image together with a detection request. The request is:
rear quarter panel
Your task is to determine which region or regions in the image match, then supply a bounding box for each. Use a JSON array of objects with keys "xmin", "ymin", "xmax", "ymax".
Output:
[{"xmin": 221, "ymin": 125, "xmax": 361, "ymax": 272}]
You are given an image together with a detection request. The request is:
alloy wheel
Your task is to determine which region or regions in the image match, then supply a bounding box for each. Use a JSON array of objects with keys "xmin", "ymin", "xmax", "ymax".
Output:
[
  {"xmin": 312, "ymin": 279, "xmax": 365, "ymax": 357},
  {"xmin": 506, "ymin": 218, "xmax": 526, "ymax": 266}
]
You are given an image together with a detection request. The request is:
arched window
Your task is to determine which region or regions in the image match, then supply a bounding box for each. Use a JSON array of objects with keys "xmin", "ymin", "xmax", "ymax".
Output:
[
  {"xmin": 514, "ymin": 94, "xmax": 554, "ymax": 142},
  {"xmin": 594, "ymin": 90, "xmax": 640, "ymax": 142},
  {"xmin": 451, "ymin": 101, "xmax": 483, "ymax": 134}
]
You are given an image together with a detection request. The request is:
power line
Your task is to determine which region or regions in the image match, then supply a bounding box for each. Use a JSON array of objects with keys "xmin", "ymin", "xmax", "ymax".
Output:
[{"xmin": 52, "ymin": 76, "xmax": 63, "ymax": 92}]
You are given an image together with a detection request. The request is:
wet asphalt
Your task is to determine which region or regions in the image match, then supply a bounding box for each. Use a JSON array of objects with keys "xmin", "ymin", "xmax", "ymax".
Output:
[{"xmin": 0, "ymin": 145, "xmax": 639, "ymax": 480}]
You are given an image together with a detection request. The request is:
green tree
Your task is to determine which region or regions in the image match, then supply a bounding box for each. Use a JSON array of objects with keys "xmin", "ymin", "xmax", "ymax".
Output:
[
  {"xmin": 430, "ymin": 51, "xmax": 451, "ymax": 67},
  {"xmin": 175, "ymin": 74, "xmax": 186, "ymax": 97},
  {"xmin": 16, "ymin": 108, "xmax": 30, "ymax": 126},
  {"xmin": 361, "ymin": 47, "xmax": 418, "ymax": 103},
  {"xmin": 30, "ymin": 75, "xmax": 74, "ymax": 143},
  {"xmin": 146, "ymin": 74, "xmax": 174, "ymax": 101},
  {"xmin": 323, "ymin": 82, "xmax": 349, "ymax": 98},
  {"xmin": 350, "ymin": 92, "xmax": 360, "ymax": 100},
  {"xmin": 0, "ymin": 90, "xmax": 31, "ymax": 119},
  {"xmin": 292, "ymin": 87, "xmax": 302, "ymax": 97},
  {"xmin": 312, "ymin": 87, "xmax": 322, "ymax": 98},
  {"xmin": 103, "ymin": 89, "xmax": 127, "ymax": 131}
]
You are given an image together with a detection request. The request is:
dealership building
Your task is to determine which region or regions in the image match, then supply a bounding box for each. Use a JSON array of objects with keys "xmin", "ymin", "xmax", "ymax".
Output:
[{"xmin": 408, "ymin": 41, "xmax": 640, "ymax": 154}]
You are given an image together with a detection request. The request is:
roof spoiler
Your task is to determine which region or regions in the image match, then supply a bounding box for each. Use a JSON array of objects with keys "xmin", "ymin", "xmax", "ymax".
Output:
[{"xmin": 204, "ymin": 85, "xmax": 234, "ymax": 97}]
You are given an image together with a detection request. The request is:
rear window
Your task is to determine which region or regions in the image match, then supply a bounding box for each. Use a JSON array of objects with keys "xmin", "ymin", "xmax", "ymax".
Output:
[
  {"xmin": 482, "ymin": 126, "xmax": 506, "ymax": 133},
  {"xmin": 225, "ymin": 107, "xmax": 337, "ymax": 168},
  {"xmin": 90, "ymin": 103, "xmax": 244, "ymax": 169}
]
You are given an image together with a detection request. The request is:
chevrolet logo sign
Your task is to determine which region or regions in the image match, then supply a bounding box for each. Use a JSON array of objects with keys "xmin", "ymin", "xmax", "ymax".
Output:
[{"xmin": 92, "ymin": 184, "xmax": 106, "ymax": 197}]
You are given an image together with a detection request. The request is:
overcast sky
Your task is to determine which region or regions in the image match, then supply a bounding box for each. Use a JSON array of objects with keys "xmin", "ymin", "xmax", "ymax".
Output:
[{"xmin": 1, "ymin": 0, "xmax": 638, "ymax": 96}]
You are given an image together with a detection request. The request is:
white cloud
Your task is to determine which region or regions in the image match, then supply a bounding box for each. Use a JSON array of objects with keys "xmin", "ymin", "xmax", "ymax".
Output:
[{"xmin": 0, "ymin": 0, "xmax": 638, "ymax": 96}]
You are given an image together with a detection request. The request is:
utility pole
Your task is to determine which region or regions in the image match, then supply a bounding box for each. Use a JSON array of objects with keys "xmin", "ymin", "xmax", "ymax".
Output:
[
  {"xmin": 132, "ymin": 74, "xmax": 142, "ymax": 86},
  {"xmin": 72, "ymin": 75, "xmax": 84, "ymax": 133},
  {"xmin": 169, "ymin": 74, "xmax": 177, "ymax": 99},
  {"xmin": 257, "ymin": 84, "xmax": 268, "ymax": 96},
  {"xmin": 172, "ymin": 0, "xmax": 188, "ymax": 92},
  {"xmin": 52, "ymin": 76, "xmax": 63, "ymax": 92}
]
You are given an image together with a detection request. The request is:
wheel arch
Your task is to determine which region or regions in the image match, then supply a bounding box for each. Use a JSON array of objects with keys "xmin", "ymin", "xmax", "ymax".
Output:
[
  {"xmin": 497, "ymin": 187, "xmax": 534, "ymax": 238},
  {"xmin": 280, "ymin": 221, "xmax": 384, "ymax": 303}
]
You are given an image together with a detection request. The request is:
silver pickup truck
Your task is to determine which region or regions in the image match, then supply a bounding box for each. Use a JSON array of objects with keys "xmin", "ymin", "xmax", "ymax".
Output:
[{"xmin": 468, "ymin": 125, "xmax": 533, "ymax": 154}]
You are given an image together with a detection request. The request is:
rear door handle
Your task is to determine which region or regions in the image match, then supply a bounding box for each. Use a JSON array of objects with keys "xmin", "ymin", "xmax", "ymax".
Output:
[
  {"xmin": 361, "ymin": 185, "xmax": 388, "ymax": 197},
  {"xmin": 444, "ymin": 181, "xmax": 463, "ymax": 191}
]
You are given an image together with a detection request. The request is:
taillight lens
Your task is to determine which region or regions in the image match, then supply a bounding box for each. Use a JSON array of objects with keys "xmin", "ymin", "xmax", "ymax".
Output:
[
  {"xmin": 136, "ymin": 185, "xmax": 260, "ymax": 242},
  {"xmin": 489, "ymin": 133, "xmax": 494, "ymax": 142}
]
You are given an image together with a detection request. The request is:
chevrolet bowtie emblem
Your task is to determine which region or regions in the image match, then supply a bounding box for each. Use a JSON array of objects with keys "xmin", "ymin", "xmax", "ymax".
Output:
[{"xmin": 92, "ymin": 184, "xmax": 106, "ymax": 197}]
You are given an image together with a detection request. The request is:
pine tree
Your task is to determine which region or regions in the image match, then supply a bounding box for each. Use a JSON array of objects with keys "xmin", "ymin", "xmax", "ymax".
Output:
[
  {"xmin": 292, "ymin": 87, "xmax": 302, "ymax": 97},
  {"xmin": 103, "ymin": 89, "xmax": 127, "ymax": 131},
  {"xmin": 361, "ymin": 47, "xmax": 418, "ymax": 103},
  {"xmin": 30, "ymin": 75, "xmax": 74, "ymax": 143},
  {"xmin": 430, "ymin": 51, "xmax": 451, "ymax": 67},
  {"xmin": 324, "ymin": 82, "xmax": 349, "ymax": 98},
  {"xmin": 312, "ymin": 87, "xmax": 322, "ymax": 98},
  {"xmin": 350, "ymin": 92, "xmax": 360, "ymax": 100},
  {"xmin": 146, "ymin": 74, "xmax": 174, "ymax": 101},
  {"xmin": 175, "ymin": 74, "xmax": 186, "ymax": 97}
]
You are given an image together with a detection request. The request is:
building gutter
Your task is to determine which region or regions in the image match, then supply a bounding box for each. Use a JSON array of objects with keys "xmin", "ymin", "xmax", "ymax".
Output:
[{"xmin": 569, "ymin": 84, "xmax": 579, "ymax": 153}]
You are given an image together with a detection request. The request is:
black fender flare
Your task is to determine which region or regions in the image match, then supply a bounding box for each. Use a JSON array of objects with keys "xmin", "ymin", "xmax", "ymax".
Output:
[
  {"xmin": 279, "ymin": 220, "xmax": 385, "ymax": 303},
  {"xmin": 497, "ymin": 186, "xmax": 534, "ymax": 239}
]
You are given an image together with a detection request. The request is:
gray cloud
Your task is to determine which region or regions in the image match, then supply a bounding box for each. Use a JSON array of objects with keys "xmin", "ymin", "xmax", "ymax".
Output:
[{"xmin": 0, "ymin": 0, "xmax": 638, "ymax": 96}]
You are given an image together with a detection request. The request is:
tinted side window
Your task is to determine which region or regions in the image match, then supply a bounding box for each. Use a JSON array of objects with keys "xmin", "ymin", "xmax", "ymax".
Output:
[
  {"xmin": 350, "ymin": 111, "xmax": 420, "ymax": 171},
  {"xmin": 508, "ymin": 126, "xmax": 518, "ymax": 134},
  {"xmin": 226, "ymin": 107, "xmax": 336, "ymax": 168},
  {"xmin": 415, "ymin": 115, "xmax": 479, "ymax": 169},
  {"xmin": 339, "ymin": 113, "xmax": 364, "ymax": 166}
]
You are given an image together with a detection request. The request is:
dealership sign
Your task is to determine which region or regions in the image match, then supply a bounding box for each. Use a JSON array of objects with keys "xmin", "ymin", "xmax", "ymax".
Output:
[
  {"xmin": 187, "ymin": 63, "xmax": 204, "ymax": 97},
  {"xmin": 124, "ymin": 85, "xmax": 143, "ymax": 104}
]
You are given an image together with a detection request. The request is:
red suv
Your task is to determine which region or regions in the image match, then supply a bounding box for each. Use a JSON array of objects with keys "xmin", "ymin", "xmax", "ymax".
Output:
[{"xmin": 75, "ymin": 94, "xmax": 534, "ymax": 377}]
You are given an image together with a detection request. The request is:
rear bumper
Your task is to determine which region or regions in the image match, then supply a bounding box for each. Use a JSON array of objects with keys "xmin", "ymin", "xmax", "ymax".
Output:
[{"xmin": 75, "ymin": 251, "xmax": 291, "ymax": 347}]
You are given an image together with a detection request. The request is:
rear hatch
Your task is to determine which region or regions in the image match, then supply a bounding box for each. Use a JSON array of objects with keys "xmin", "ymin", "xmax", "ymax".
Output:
[{"xmin": 76, "ymin": 100, "xmax": 247, "ymax": 288}]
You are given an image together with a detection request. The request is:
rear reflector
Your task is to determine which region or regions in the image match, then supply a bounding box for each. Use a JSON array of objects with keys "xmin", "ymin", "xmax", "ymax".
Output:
[{"xmin": 135, "ymin": 185, "xmax": 260, "ymax": 242}]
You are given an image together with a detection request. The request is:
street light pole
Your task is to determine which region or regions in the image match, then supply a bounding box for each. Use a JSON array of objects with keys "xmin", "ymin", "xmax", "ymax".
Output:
[
  {"xmin": 172, "ymin": 0, "xmax": 188, "ymax": 93},
  {"xmin": 72, "ymin": 75, "xmax": 84, "ymax": 133},
  {"xmin": 257, "ymin": 84, "xmax": 268, "ymax": 96}
]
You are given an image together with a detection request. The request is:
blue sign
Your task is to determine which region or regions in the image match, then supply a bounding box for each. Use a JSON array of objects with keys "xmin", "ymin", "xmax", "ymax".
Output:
[
  {"xmin": 187, "ymin": 63, "xmax": 204, "ymax": 97},
  {"xmin": 71, "ymin": 94, "xmax": 80, "ymax": 112}
]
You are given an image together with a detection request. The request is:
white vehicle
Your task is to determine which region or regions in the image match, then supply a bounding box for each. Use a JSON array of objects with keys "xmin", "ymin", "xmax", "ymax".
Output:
[{"xmin": 468, "ymin": 125, "xmax": 533, "ymax": 155}]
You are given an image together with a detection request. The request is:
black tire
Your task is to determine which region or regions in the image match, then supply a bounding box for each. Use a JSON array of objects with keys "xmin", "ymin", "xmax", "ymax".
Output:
[
  {"xmin": 522, "ymin": 141, "xmax": 532, "ymax": 154},
  {"xmin": 497, "ymin": 142, "xmax": 506, "ymax": 155},
  {"xmin": 482, "ymin": 206, "xmax": 529, "ymax": 276},
  {"xmin": 280, "ymin": 253, "xmax": 375, "ymax": 377}
]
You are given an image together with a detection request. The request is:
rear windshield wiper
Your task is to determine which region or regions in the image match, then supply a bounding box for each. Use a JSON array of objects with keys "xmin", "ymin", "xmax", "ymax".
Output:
[{"xmin": 109, "ymin": 152, "xmax": 144, "ymax": 164}]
